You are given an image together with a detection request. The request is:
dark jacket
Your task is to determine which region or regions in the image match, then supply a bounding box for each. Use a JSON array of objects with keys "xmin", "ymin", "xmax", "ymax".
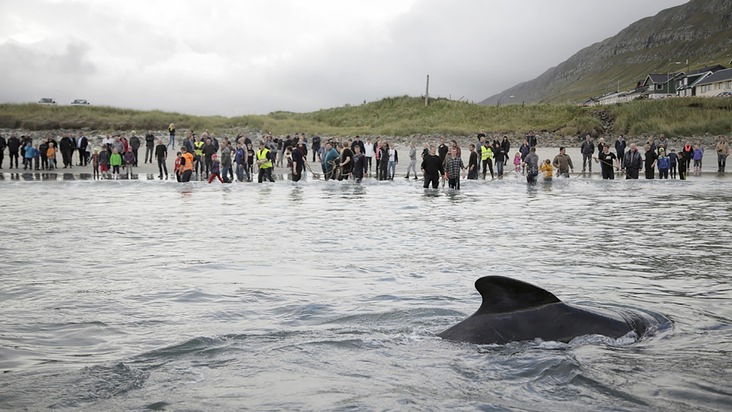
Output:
[
  {"xmin": 581, "ymin": 140, "xmax": 595, "ymax": 155},
  {"xmin": 615, "ymin": 139, "xmax": 626, "ymax": 154},
  {"xmin": 624, "ymin": 150, "xmax": 643, "ymax": 170},
  {"xmin": 60, "ymin": 137, "xmax": 74, "ymax": 152},
  {"xmin": 7, "ymin": 136, "xmax": 20, "ymax": 152},
  {"xmin": 155, "ymin": 144, "xmax": 167, "ymax": 160},
  {"xmin": 130, "ymin": 136, "xmax": 141, "ymax": 150},
  {"xmin": 203, "ymin": 143, "xmax": 217, "ymax": 161},
  {"xmin": 421, "ymin": 154, "xmax": 444, "ymax": 176},
  {"xmin": 501, "ymin": 138, "xmax": 511, "ymax": 155}
]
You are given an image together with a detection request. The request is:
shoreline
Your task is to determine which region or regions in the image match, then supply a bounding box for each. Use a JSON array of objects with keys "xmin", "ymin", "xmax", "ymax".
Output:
[
  {"xmin": 1, "ymin": 146, "xmax": 726, "ymax": 182},
  {"xmin": 1, "ymin": 131, "xmax": 727, "ymax": 180}
]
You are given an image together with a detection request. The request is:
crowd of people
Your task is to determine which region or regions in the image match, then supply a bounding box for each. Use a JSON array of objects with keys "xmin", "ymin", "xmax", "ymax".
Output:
[
  {"xmin": 539, "ymin": 133, "xmax": 730, "ymax": 181},
  {"xmin": 0, "ymin": 129, "xmax": 728, "ymax": 186}
]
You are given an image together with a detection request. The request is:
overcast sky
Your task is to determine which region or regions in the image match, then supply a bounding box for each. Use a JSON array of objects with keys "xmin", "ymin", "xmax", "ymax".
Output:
[{"xmin": 0, "ymin": 0, "xmax": 688, "ymax": 116}]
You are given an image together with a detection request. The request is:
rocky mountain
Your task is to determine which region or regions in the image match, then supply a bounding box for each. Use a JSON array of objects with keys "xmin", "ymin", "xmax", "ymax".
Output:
[{"xmin": 481, "ymin": 0, "xmax": 732, "ymax": 105}]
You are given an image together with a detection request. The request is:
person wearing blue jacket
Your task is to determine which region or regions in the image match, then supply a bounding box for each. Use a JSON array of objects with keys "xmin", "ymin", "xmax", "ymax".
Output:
[{"xmin": 23, "ymin": 141, "xmax": 37, "ymax": 170}]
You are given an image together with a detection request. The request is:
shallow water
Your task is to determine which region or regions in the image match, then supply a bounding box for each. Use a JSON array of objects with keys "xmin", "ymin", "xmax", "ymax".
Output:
[{"xmin": 0, "ymin": 175, "xmax": 730, "ymax": 411}]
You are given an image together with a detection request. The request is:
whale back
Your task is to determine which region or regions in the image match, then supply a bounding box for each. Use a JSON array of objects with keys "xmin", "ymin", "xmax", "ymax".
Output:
[{"xmin": 473, "ymin": 276, "xmax": 561, "ymax": 315}]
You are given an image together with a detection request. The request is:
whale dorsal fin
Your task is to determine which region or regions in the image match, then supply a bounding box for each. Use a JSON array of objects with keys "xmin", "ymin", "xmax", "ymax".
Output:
[{"xmin": 473, "ymin": 276, "xmax": 561, "ymax": 314}]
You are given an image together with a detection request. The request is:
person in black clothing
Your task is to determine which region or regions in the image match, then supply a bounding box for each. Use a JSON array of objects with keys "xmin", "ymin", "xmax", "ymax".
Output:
[
  {"xmin": 7, "ymin": 134, "xmax": 20, "ymax": 168},
  {"xmin": 527, "ymin": 131, "xmax": 538, "ymax": 148},
  {"xmin": 155, "ymin": 139, "xmax": 168, "ymax": 179},
  {"xmin": 421, "ymin": 145, "xmax": 444, "ymax": 189},
  {"xmin": 77, "ymin": 132, "xmax": 89, "ymax": 166},
  {"xmin": 615, "ymin": 135, "xmax": 627, "ymax": 168},
  {"xmin": 291, "ymin": 142, "xmax": 306, "ymax": 182},
  {"xmin": 202, "ymin": 138, "xmax": 217, "ymax": 178},
  {"xmin": 311, "ymin": 135, "xmax": 321, "ymax": 163},
  {"xmin": 644, "ymin": 144, "xmax": 657, "ymax": 179},
  {"xmin": 681, "ymin": 142, "xmax": 694, "ymax": 172},
  {"xmin": 59, "ymin": 134, "xmax": 74, "ymax": 168},
  {"xmin": 437, "ymin": 138, "xmax": 449, "ymax": 165},
  {"xmin": 594, "ymin": 145, "xmax": 618, "ymax": 180},
  {"xmin": 351, "ymin": 145, "xmax": 365, "ymax": 183},
  {"xmin": 378, "ymin": 141, "xmax": 389, "ymax": 181},
  {"xmin": 144, "ymin": 131, "xmax": 155, "ymax": 163},
  {"xmin": 580, "ymin": 135, "xmax": 595, "ymax": 173},
  {"xmin": 129, "ymin": 133, "xmax": 141, "ymax": 167},
  {"xmin": 339, "ymin": 142, "xmax": 353, "ymax": 181},
  {"xmin": 38, "ymin": 139, "xmax": 48, "ymax": 170},
  {"xmin": 623, "ymin": 143, "xmax": 643, "ymax": 179},
  {"xmin": 677, "ymin": 150, "xmax": 688, "ymax": 180},
  {"xmin": 501, "ymin": 136, "xmax": 511, "ymax": 166},
  {"xmin": 0, "ymin": 134, "xmax": 6, "ymax": 168},
  {"xmin": 492, "ymin": 140, "xmax": 505, "ymax": 177},
  {"xmin": 467, "ymin": 144, "xmax": 478, "ymax": 179}
]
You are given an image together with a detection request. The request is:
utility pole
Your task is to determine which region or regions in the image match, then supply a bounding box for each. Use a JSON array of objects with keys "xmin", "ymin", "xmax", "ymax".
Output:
[{"xmin": 425, "ymin": 74, "xmax": 430, "ymax": 107}]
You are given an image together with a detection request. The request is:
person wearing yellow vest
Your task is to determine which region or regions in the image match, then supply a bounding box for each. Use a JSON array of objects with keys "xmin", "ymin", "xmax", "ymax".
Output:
[
  {"xmin": 193, "ymin": 136, "xmax": 205, "ymax": 178},
  {"xmin": 256, "ymin": 141, "xmax": 275, "ymax": 183},
  {"xmin": 481, "ymin": 142, "xmax": 494, "ymax": 179}
]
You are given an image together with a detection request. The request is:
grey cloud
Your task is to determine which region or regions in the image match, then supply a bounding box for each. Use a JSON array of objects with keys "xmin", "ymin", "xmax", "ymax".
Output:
[{"xmin": 0, "ymin": 0, "xmax": 690, "ymax": 114}]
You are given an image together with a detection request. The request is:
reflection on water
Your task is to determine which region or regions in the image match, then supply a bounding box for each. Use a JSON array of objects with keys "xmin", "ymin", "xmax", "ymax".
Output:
[{"xmin": 0, "ymin": 176, "xmax": 730, "ymax": 411}]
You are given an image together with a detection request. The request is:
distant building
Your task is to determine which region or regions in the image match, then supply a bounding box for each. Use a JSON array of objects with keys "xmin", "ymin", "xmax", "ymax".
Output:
[
  {"xmin": 579, "ymin": 64, "xmax": 730, "ymax": 105},
  {"xmin": 695, "ymin": 68, "xmax": 732, "ymax": 97},
  {"xmin": 675, "ymin": 65, "xmax": 726, "ymax": 97},
  {"xmin": 642, "ymin": 74, "xmax": 679, "ymax": 99}
]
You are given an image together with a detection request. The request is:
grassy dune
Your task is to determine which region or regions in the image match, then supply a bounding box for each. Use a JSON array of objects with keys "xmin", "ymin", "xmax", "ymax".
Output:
[{"xmin": 1, "ymin": 96, "xmax": 730, "ymax": 138}]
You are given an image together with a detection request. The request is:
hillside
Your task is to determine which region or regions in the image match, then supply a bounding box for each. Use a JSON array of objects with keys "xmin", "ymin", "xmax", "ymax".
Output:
[{"xmin": 481, "ymin": 0, "xmax": 732, "ymax": 105}]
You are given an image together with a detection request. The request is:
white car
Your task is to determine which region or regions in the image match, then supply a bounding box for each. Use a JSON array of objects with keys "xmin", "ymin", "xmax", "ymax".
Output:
[
  {"xmin": 71, "ymin": 99, "xmax": 90, "ymax": 105},
  {"xmin": 38, "ymin": 98, "xmax": 56, "ymax": 105}
]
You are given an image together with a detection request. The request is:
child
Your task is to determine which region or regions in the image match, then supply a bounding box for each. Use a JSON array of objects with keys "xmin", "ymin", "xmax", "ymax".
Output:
[
  {"xmin": 174, "ymin": 152, "xmax": 182, "ymax": 182},
  {"xmin": 668, "ymin": 149, "xmax": 678, "ymax": 179},
  {"xmin": 91, "ymin": 147, "xmax": 100, "ymax": 180},
  {"xmin": 46, "ymin": 142, "xmax": 57, "ymax": 170},
  {"xmin": 123, "ymin": 148, "xmax": 136, "ymax": 178},
  {"xmin": 693, "ymin": 145, "xmax": 703, "ymax": 174},
  {"xmin": 208, "ymin": 153, "xmax": 224, "ymax": 183},
  {"xmin": 33, "ymin": 144, "xmax": 41, "ymax": 170},
  {"xmin": 513, "ymin": 152, "xmax": 522, "ymax": 173},
  {"xmin": 539, "ymin": 159, "xmax": 553, "ymax": 181},
  {"xmin": 23, "ymin": 142, "xmax": 37, "ymax": 170},
  {"xmin": 110, "ymin": 147, "xmax": 122, "ymax": 179},
  {"xmin": 99, "ymin": 147, "xmax": 110, "ymax": 179},
  {"xmin": 657, "ymin": 148, "xmax": 670, "ymax": 179}
]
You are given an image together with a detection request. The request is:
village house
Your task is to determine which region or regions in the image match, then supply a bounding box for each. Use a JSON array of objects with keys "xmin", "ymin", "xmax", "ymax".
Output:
[
  {"xmin": 580, "ymin": 61, "xmax": 731, "ymax": 105},
  {"xmin": 641, "ymin": 73, "xmax": 679, "ymax": 99},
  {"xmin": 695, "ymin": 68, "xmax": 732, "ymax": 97},
  {"xmin": 675, "ymin": 65, "xmax": 726, "ymax": 97}
]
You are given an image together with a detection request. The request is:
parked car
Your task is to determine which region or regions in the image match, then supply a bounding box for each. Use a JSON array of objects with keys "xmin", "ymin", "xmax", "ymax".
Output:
[
  {"xmin": 717, "ymin": 92, "xmax": 732, "ymax": 98},
  {"xmin": 71, "ymin": 99, "xmax": 90, "ymax": 105},
  {"xmin": 38, "ymin": 98, "xmax": 56, "ymax": 105}
]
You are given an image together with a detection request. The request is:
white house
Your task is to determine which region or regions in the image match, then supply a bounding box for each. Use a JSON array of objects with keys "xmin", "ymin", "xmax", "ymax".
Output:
[{"xmin": 696, "ymin": 68, "xmax": 732, "ymax": 97}]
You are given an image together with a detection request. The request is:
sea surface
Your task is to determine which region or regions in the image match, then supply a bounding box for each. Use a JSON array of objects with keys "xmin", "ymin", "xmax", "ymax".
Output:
[{"xmin": 0, "ymin": 173, "xmax": 730, "ymax": 411}]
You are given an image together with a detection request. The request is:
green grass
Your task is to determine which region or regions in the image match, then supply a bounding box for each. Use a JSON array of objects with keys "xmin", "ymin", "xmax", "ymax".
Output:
[
  {"xmin": 609, "ymin": 98, "xmax": 732, "ymax": 136},
  {"xmin": 1, "ymin": 95, "xmax": 730, "ymax": 138}
]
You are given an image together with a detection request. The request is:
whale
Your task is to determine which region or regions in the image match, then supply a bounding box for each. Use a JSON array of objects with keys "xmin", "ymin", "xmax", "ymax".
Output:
[{"xmin": 437, "ymin": 276, "xmax": 653, "ymax": 345}]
